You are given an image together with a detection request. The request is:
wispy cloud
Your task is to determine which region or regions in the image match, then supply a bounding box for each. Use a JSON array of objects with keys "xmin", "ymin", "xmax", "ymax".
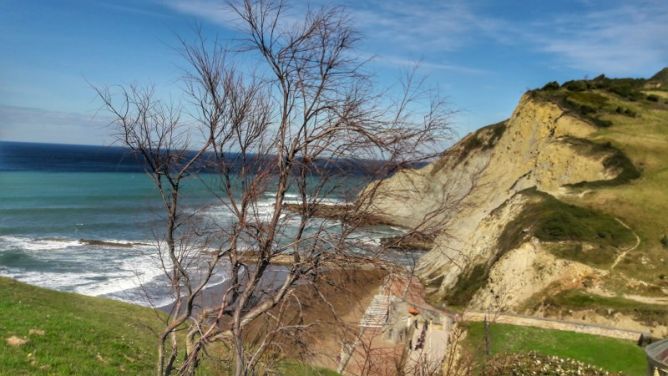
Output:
[
  {"xmin": 157, "ymin": 0, "xmax": 667, "ymax": 77},
  {"xmin": 0, "ymin": 105, "xmax": 112, "ymax": 145},
  {"xmin": 369, "ymin": 54, "xmax": 488, "ymax": 75},
  {"xmin": 345, "ymin": 0, "xmax": 503, "ymax": 52},
  {"xmin": 158, "ymin": 0, "xmax": 240, "ymax": 27},
  {"xmin": 529, "ymin": 1, "xmax": 668, "ymax": 75},
  {"xmin": 158, "ymin": 0, "xmax": 492, "ymax": 75},
  {"xmin": 95, "ymin": 2, "xmax": 173, "ymax": 19}
]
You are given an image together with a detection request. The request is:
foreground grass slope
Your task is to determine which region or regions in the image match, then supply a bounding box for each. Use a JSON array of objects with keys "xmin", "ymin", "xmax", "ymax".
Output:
[
  {"xmin": 0, "ymin": 277, "xmax": 160, "ymax": 375},
  {"xmin": 0, "ymin": 277, "xmax": 342, "ymax": 376},
  {"xmin": 465, "ymin": 322, "xmax": 646, "ymax": 375}
]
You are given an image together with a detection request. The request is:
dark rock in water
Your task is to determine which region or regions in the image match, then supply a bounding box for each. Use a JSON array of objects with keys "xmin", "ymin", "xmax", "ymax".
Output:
[
  {"xmin": 283, "ymin": 203, "xmax": 392, "ymax": 227},
  {"xmin": 79, "ymin": 239, "xmax": 148, "ymax": 248},
  {"xmin": 380, "ymin": 232, "xmax": 435, "ymax": 251}
]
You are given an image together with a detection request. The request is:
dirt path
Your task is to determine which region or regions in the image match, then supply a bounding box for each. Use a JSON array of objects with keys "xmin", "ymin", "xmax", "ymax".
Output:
[
  {"xmin": 622, "ymin": 293, "xmax": 668, "ymax": 305},
  {"xmin": 609, "ymin": 218, "xmax": 641, "ymax": 270},
  {"xmin": 462, "ymin": 311, "xmax": 643, "ymax": 341}
]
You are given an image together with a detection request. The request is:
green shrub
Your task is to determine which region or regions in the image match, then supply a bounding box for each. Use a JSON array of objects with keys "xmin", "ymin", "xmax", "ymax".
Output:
[
  {"xmin": 647, "ymin": 94, "xmax": 660, "ymax": 102},
  {"xmin": 542, "ymin": 81, "xmax": 560, "ymax": 90},
  {"xmin": 499, "ymin": 189, "xmax": 636, "ymax": 252},
  {"xmin": 592, "ymin": 118, "xmax": 613, "ymax": 127},
  {"xmin": 567, "ymin": 92, "xmax": 609, "ymax": 108},
  {"xmin": 661, "ymin": 235, "xmax": 668, "ymax": 248},
  {"xmin": 624, "ymin": 108, "xmax": 636, "ymax": 117},
  {"xmin": 614, "ymin": 106, "xmax": 636, "ymax": 117},
  {"xmin": 446, "ymin": 263, "xmax": 489, "ymax": 306},
  {"xmin": 565, "ymin": 137, "xmax": 640, "ymax": 187},
  {"xmin": 564, "ymin": 80, "xmax": 588, "ymax": 92},
  {"xmin": 579, "ymin": 104, "xmax": 596, "ymax": 115}
]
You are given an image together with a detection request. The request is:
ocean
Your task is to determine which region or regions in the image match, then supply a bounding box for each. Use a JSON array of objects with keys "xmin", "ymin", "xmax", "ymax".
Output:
[{"xmin": 0, "ymin": 141, "xmax": 410, "ymax": 307}]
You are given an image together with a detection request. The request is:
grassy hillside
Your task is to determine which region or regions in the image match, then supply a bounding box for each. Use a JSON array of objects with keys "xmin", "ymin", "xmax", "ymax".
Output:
[
  {"xmin": 0, "ymin": 277, "xmax": 160, "ymax": 375},
  {"xmin": 532, "ymin": 72, "xmax": 668, "ymax": 296},
  {"xmin": 0, "ymin": 277, "xmax": 341, "ymax": 376},
  {"xmin": 464, "ymin": 322, "xmax": 646, "ymax": 375}
]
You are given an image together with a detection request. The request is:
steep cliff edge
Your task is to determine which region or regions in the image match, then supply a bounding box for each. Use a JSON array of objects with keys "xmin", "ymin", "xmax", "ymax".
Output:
[{"xmin": 367, "ymin": 71, "xmax": 668, "ymax": 334}]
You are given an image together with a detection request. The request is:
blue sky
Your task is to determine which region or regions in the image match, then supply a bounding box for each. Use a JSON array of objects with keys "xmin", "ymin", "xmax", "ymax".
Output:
[{"xmin": 1, "ymin": 0, "xmax": 667, "ymax": 146}]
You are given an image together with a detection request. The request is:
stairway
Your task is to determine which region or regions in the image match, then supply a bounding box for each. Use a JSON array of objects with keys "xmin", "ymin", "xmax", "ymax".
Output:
[{"xmin": 359, "ymin": 294, "xmax": 393, "ymax": 328}]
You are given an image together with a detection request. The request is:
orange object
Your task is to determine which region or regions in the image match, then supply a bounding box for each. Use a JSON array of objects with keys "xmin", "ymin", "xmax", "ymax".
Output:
[{"xmin": 408, "ymin": 306, "xmax": 419, "ymax": 315}]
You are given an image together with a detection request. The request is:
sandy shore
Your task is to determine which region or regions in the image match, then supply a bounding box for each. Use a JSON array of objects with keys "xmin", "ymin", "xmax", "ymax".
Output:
[
  {"xmin": 156, "ymin": 264, "xmax": 387, "ymax": 371},
  {"xmin": 157, "ymin": 264, "xmax": 291, "ymax": 313}
]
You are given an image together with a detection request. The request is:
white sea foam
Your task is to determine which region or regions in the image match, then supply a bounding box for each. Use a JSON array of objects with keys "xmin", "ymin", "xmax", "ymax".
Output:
[
  {"xmin": 0, "ymin": 236, "xmax": 81, "ymax": 251},
  {"xmin": 0, "ymin": 190, "xmax": 399, "ymax": 307},
  {"xmin": 0, "ymin": 235, "xmax": 156, "ymax": 252},
  {"xmin": 0, "ymin": 235, "xmax": 167, "ymax": 304}
]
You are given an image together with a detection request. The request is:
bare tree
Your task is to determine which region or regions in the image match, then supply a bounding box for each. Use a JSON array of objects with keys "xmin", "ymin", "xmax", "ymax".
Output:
[{"xmin": 97, "ymin": 1, "xmax": 452, "ymax": 375}]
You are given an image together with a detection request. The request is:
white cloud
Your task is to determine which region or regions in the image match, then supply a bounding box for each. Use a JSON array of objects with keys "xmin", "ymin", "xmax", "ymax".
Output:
[
  {"xmin": 533, "ymin": 2, "xmax": 668, "ymax": 75},
  {"xmin": 159, "ymin": 0, "xmax": 239, "ymax": 27},
  {"xmin": 158, "ymin": 0, "xmax": 492, "ymax": 75},
  {"xmin": 370, "ymin": 54, "xmax": 488, "ymax": 75},
  {"xmin": 157, "ymin": 0, "xmax": 668, "ymax": 77},
  {"xmin": 0, "ymin": 105, "xmax": 113, "ymax": 145}
]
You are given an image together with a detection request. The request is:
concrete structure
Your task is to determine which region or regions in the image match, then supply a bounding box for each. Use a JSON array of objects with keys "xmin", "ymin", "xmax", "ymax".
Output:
[{"xmin": 646, "ymin": 339, "xmax": 668, "ymax": 376}]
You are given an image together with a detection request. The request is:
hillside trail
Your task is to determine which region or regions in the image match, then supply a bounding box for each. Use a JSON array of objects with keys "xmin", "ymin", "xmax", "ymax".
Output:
[
  {"xmin": 461, "ymin": 311, "xmax": 643, "ymax": 340},
  {"xmin": 609, "ymin": 217, "xmax": 641, "ymax": 271},
  {"xmin": 597, "ymin": 218, "xmax": 668, "ymax": 305}
]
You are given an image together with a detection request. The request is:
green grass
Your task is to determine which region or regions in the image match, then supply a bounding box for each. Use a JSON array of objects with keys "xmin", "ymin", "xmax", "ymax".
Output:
[
  {"xmin": 445, "ymin": 264, "xmax": 488, "ymax": 307},
  {"xmin": 431, "ymin": 120, "xmax": 507, "ymax": 175},
  {"xmin": 278, "ymin": 361, "xmax": 340, "ymax": 376},
  {"xmin": 562, "ymin": 137, "xmax": 640, "ymax": 188},
  {"xmin": 0, "ymin": 277, "xmax": 161, "ymax": 375},
  {"xmin": 561, "ymin": 84, "xmax": 668, "ymax": 287},
  {"xmin": 566, "ymin": 91, "xmax": 609, "ymax": 109},
  {"xmin": 529, "ymin": 73, "xmax": 662, "ymax": 128},
  {"xmin": 499, "ymin": 190, "xmax": 635, "ymax": 267},
  {"xmin": 464, "ymin": 322, "xmax": 646, "ymax": 376},
  {"xmin": 0, "ymin": 277, "xmax": 342, "ymax": 376}
]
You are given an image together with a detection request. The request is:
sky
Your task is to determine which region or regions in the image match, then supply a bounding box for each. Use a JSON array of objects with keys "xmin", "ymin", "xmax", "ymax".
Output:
[{"xmin": 1, "ymin": 0, "xmax": 667, "ymax": 146}]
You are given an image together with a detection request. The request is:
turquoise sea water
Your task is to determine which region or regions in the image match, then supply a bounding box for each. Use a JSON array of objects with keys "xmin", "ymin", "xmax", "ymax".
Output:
[
  {"xmin": 0, "ymin": 142, "xmax": 411, "ymax": 306},
  {"xmin": 0, "ymin": 171, "xmax": 202, "ymax": 305}
]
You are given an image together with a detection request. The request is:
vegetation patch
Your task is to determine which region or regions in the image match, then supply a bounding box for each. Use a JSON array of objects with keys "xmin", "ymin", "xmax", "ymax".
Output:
[
  {"xmin": 647, "ymin": 67, "xmax": 668, "ymax": 88},
  {"xmin": 445, "ymin": 263, "xmax": 489, "ymax": 307},
  {"xmin": 463, "ymin": 322, "xmax": 645, "ymax": 375},
  {"xmin": 562, "ymin": 137, "xmax": 641, "ymax": 188},
  {"xmin": 447, "ymin": 190, "xmax": 634, "ymax": 305},
  {"xmin": 539, "ymin": 289, "xmax": 668, "ymax": 327},
  {"xmin": 485, "ymin": 352, "xmax": 623, "ymax": 376},
  {"xmin": 546, "ymin": 243, "xmax": 617, "ymax": 267},
  {"xmin": 529, "ymin": 74, "xmax": 663, "ymax": 128},
  {"xmin": 566, "ymin": 91, "xmax": 609, "ymax": 110},
  {"xmin": 431, "ymin": 120, "xmax": 507, "ymax": 175},
  {"xmin": 0, "ymin": 277, "xmax": 160, "ymax": 375},
  {"xmin": 499, "ymin": 190, "xmax": 635, "ymax": 256},
  {"xmin": 278, "ymin": 361, "xmax": 340, "ymax": 376}
]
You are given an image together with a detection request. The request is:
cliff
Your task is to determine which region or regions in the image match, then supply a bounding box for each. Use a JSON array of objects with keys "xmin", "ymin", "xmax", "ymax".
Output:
[{"xmin": 367, "ymin": 71, "xmax": 668, "ymax": 335}]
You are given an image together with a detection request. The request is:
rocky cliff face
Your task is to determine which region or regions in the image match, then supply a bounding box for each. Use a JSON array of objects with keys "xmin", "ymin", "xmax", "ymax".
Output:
[{"xmin": 367, "ymin": 94, "xmax": 625, "ymax": 305}]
